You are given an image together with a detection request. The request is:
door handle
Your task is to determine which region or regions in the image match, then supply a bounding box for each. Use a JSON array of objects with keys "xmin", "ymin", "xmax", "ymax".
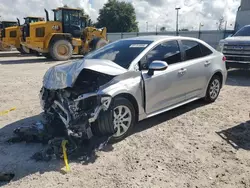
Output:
[
  {"xmin": 205, "ymin": 61, "xmax": 211, "ymax": 66},
  {"xmin": 178, "ymin": 68, "xmax": 187, "ymax": 75}
]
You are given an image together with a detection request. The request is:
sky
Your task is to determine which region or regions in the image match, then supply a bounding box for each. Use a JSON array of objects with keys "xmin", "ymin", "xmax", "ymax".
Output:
[{"xmin": 0, "ymin": 0, "xmax": 241, "ymax": 31}]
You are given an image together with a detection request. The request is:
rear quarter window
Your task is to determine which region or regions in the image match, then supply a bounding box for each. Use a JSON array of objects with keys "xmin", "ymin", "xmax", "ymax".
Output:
[
  {"xmin": 199, "ymin": 43, "xmax": 213, "ymax": 56},
  {"xmin": 182, "ymin": 40, "xmax": 212, "ymax": 61}
]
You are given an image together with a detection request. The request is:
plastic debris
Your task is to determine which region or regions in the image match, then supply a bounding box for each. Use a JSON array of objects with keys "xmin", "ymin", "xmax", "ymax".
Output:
[
  {"xmin": 0, "ymin": 173, "xmax": 15, "ymax": 182},
  {"xmin": 0, "ymin": 107, "xmax": 16, "ymax": 116},
  {"xmin": 61, "ymin": 140, "xmax": 70, "ymax": 172}
]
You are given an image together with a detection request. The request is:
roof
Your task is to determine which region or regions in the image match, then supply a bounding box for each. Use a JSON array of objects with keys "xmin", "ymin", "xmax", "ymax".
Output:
[
  {"xmin": 53, "ymin": 7, "xmax": 82, "ymax": 11},
  {"xmin": 24, "ymin": 16, "xmax": 44, "ymax": 19},
  {"xmin": 122, "ymin": 35, "xmax": 203, "ymax": 42},
  {"xmin": 127, "ymin": 35, "xmax": 176, "ymax": 41}
]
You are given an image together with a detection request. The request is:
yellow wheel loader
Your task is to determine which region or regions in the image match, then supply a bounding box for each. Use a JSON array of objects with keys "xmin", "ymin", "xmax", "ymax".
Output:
[
  {"xmin": 2, "ymin": 17, "xmax": 44, "ymax": 54},
  {"xmin": 21, "ymin": 7, "xmax": 108, "ymax": 61},
  {"xmin": 0, "ymin": 21, "xmax": 18, "ymax": 51}
]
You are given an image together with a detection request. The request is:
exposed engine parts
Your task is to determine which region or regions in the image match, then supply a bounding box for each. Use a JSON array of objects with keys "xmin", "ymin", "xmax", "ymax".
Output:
[{"xmin": 7, "ymin": 69, "xmax": 117, "ymax": 162}]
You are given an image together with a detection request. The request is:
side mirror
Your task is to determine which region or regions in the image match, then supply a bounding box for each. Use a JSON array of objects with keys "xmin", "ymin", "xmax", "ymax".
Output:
[{"xmin": 148, "ymin": 60, "xmax": 168, "ymax": 76}]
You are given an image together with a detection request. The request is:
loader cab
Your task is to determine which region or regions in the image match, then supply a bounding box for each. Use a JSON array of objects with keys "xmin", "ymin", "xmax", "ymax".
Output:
[
  {"xmin": 24, "ymin": 17, "xmax": 44, "ymax": 24},
  {"xmin": 22, "ymin": 17, "xmax": 44, "ymax": 41},
  {"xmin": 0, "ymin": 21, "xmax": 17, "ymax": 38},
  {"xmin": 53, "ymin": 7, "xmax": 83, "ymax": 38}
]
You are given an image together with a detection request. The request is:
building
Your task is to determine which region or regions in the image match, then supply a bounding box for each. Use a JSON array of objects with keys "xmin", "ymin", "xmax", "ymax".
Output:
[{"xmin": 235, "ymin": 0, "xmax": 250, "ymax": 31}]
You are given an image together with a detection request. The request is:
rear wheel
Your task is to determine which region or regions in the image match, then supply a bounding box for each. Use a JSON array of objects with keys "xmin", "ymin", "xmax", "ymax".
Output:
[
  {"xmin": 49, "ymin": 39, "xmax": 73, "ymax": 61},
  {"xmin": 204, "ymin": 75, "xmax": 221, "ymax": 103}
]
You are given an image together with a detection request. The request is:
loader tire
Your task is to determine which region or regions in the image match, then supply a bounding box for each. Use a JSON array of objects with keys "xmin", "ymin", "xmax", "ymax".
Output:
[
  {"xmin": 49, "ymin": 39, "xmax": 73, "ymax": 61},
  {"xmin": 90, "ymin": 38, "xmax": 108, "ymax": 51},
  {"xmin": 17, "ymin": 45, "xmax": 30, "ymax": 54}
]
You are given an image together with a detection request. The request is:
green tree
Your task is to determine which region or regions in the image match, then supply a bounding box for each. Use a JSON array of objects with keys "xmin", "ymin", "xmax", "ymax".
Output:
[{"xmin": 96, "ymin": 0, "xmax": 138, "ymax": 32}]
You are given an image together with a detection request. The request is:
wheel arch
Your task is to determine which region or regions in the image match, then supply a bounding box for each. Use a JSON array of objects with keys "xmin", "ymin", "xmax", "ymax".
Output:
[
  {"xmin": 46, "ymin": 33, "xmax": 73, "ymax": 49},
  {"xmin": 213, "ymin": 71, "xmax": 223, "ymax": 87},
  {"xmin": 113, "ymin": 93, "xmax": 139, "ymax": 122},
  {"xmin": 203, "ymin": 70, "xmax": 224, "ymax": 98}
]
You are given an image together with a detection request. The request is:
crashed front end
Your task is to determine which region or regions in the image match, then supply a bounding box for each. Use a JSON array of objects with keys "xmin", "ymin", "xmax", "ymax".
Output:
[{"xmin": 40, "ymin": 59, "xmax": 127, "ymax": 141}]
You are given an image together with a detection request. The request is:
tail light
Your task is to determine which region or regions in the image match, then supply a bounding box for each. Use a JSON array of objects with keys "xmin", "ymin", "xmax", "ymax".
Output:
[{"xmin": 222, "ymin": 56, "xmax": 226, "ymax": 62}]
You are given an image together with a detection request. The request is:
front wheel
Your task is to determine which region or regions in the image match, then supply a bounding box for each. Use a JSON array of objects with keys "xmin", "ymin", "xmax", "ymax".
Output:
[
  {"xmin": 93, "ymin": 97, "xmax": 136, "ymax": 142},
  {"xmin": 49, "ymin": 39, "xmax": 73, "ymax": 61},
  {"xmin": 204, "ymin": 75, "xmax": 221, "ymax": 103}
]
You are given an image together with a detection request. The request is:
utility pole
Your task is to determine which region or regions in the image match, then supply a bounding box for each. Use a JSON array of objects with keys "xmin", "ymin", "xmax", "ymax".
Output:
[
  {"xmin": 198, "ymin": 23, "xmax": 204, "ymax": 39},
  {"xmin": 175, "ymin": 7, "xmax": 181, "ymax": 36},
  {"xmin": 146, "ymin": 22, "xmax": 148, "ymax": 32}
]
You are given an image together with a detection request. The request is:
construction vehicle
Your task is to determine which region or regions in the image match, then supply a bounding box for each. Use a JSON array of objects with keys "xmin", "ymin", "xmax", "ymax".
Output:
[
  {"xmin": 2, "ymin": 17, "xmax": 44, "ymax": 54},
  {"xmin": 0, "ymin": 21, "xmax": 18, "ymax": 51},
  {"xmin": 21, "ymin": 7, "xmax": 108, "ymax": 61}
]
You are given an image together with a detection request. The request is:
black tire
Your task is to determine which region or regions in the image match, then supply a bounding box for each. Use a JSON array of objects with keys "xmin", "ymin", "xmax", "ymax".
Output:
[
  {"xmin": 204, "ymin": 75, "xmax": 222, "ymax": 103},
  {"xmin": 17, "ymin": 45, "xmax": 30, "ymax": 54},
  {"xmin": 49, "ymin": 39, "xmax": 73, "ymax": 61},
  {"xmin": 92, "ymin": 97, "xmax": 136, "ymax": 142},
  {"xmin": 43, "ymin": 53, "xmax": 52, "ymax": 59},
  {"xmin": 89, "ymin": 38, "xmax": 108, "ymax": 51}
]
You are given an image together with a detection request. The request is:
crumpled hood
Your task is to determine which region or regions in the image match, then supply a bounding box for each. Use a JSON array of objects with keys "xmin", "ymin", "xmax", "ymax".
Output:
[
  {"xmin": 220, "ymin": 36, "xmax": 250, "ymax": 45},
  {"xmin": 43, "ymin": 59, "xmax": 127, "ymax": 89}
]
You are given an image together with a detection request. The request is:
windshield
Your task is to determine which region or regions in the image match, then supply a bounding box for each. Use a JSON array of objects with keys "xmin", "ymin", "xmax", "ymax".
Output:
[
  {"xmin": 2, "ymin": 22, "xmax": 16, "ymax": 28},
  {"xmin": 234, "ymin": 26, "xmax": 250, "ymax": 36},
  {"xmin": 85, "ymin": 40, "xmax": 152, "ymax": 69},
  {"xmin": 25, "ymin": 18, "xmax": 42, "ymax": 24},
  {"xmin": 55, "ymin": 10, "xmax": 62, "ymax": 22}
]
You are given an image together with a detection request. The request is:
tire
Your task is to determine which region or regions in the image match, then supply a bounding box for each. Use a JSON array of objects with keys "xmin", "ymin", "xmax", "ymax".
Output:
[
  {"xmin": 17, "ymin": 45, "xmax": 30, "ymax": 54},
  {"xmin": 90, "ymin": 38, "xmax": 108, "ymax": 51},
  {"xmin": 204, "ymin": 75, "xmax": 222, "ymax": 103},
  {"xmin": 92, "ymin": 97, "xmax": 136, "ymax": 142},
  {"xmin": 49, "ymin": 39, "xmax": 73, "ymax": 61},
  {"xmin": 43, "ymin": 53, "xmax": 52, "ymax": 59}
]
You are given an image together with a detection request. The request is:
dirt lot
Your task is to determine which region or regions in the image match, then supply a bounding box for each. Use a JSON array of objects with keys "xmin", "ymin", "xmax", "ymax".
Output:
[{"xmin": 0, "ymin": 54, "xmax": 250, "ymax": 188}]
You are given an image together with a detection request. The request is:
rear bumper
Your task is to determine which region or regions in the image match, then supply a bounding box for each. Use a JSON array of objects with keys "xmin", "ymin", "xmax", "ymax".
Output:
[{"xmin": 226, "ymin": 61, "xmax": 250, "ymax": 69}]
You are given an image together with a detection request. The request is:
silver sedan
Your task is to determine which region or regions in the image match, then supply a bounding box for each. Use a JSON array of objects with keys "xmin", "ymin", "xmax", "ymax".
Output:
[{"xmin": 41, "ymin": 36, "xmax": 227, "ymax": 142}]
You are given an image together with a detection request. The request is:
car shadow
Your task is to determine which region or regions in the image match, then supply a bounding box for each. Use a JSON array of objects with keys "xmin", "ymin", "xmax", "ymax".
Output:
[
  {"xmin": 226, "ymin": 69, "xmax": 250, "ymax": 87},
  {"xmin": 0, "ymin": 99, "xmax": 207, "ymax": 184},
  {"xmin": 0, "ymin": 113, "xmax": 113, "ymax": 185},
  {"xmin": 217, "ymin": 120, "xmax": 250, "ymax": 150},
  {"xmin": 133, "ymin": 99, "xmax": 208, "ymax": 134}
]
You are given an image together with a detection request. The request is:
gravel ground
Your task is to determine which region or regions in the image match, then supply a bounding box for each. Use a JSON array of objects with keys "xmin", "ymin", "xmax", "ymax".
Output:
[{"xmin": 0, "ymin": 54, "xmax": 250, "ymax": 188}]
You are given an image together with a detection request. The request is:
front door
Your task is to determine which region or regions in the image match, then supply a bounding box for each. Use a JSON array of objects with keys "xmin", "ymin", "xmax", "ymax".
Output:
[{"xmin": 140, "ymin": 40, "xmax": 187, "ymax": 114}]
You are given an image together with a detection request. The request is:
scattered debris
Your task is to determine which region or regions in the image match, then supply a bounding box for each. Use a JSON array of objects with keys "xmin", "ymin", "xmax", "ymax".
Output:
[
  {"xmin": 7, "ymin": 121, "xmax": 51, "ymax": 144},
  {"xmin": 0, "ymin": 107, "xmax": 16, "ymax": 116},
  {"xmin": 0, "ymin": 173, "xmax": 15, "ymax": 182},
  {"xmin": 61, "ymin": 140, "xmax": 70, "ymax": 172}
]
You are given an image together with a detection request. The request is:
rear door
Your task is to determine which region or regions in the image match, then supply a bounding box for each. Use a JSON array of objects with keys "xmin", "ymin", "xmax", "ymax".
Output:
[
  {"xmin": 180, "ymin": 40, "xmax": 214, "ymax": 100},
  {"xmin": 141, "ymin": 40, "xmax": 188, "ymax": 114}
]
